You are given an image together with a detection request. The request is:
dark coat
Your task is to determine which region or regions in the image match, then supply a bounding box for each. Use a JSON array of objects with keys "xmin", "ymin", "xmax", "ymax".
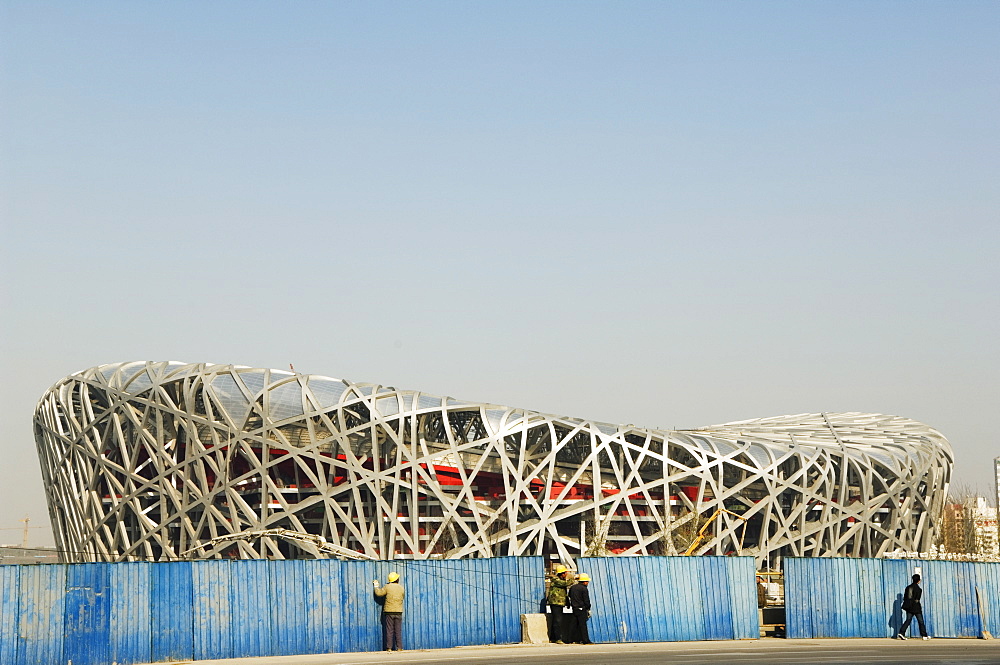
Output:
[
  {"xmin": 568, "ymin": 582, "xmax": 591, "ymax": 613},
  {"xmin": 902, "ymin": 582, "xmax": 922, "ymax": 614}
]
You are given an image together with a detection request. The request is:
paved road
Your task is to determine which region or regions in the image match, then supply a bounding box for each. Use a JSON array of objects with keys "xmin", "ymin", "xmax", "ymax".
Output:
[{"xmin": 147, "ymin": 638, "xmax": 1000, "ymax": 665}]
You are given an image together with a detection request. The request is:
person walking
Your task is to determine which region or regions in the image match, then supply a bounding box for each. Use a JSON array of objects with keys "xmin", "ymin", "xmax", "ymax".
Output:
[
  {"xmin": 567, "ymin": 573, "xmax": 593, "ymax": 644},
  {"xmin": 896, "ymin": 573, "xmax": 930, "ymax": 640},
  {"xmin": 373, "ymin": 571, "xmax": 405, "ymax": 651},
  {"xmin": 546, "ymin": 564, "xmax": 573, "ymax": 643}
]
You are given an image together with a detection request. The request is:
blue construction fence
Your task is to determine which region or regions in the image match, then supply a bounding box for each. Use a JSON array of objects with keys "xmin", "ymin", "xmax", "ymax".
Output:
[
  {"xmin": 3, "ymin": 555, "xmax": 998, "ymax": 665},
  {"xmin": 0, "ymin": 554, "xmax": 760, "ymax": 665},
  {"xmin": 785, "ymin": 557, "xmax": 1000, "ymax": 639},
  {"xmin": 0, "ymin": 557, "xmax": 541, "ymax": 665},
  {"xmin": 577, "ymin": 556, "xmax": 759, "ymax": 643}
]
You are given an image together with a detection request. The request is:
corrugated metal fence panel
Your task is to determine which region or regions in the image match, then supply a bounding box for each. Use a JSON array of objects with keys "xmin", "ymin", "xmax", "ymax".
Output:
[
  {"xmin": 0, "ymin": 566, "xmax": 20, "ymax": 665},
  {"xmin": 797, "ymin": 558, "xmax": 840, "ymax": 638},
  {"xmin": 789, "ymin": 557, "xmax": 894, "ymax": 638},
  {"xmin": 855, "ymin": 558, "xmax": 886, "ymax": 637},
  {"xmin": 150, "ymin": 560, "xmax": 193, "ymax": 663},
  {"xmin": 229, "ymin": 559, "xmax": 274, "ymax": 657},
  {"xmin": 109, "ymin": 562, "xmax": 151, "ymax": 665},
  {"xmin": 700, "ymin": 557, "xmax": 734, "ymax": 640},
  {"xmin": 579, "ymin": 556, "xmax": 633, "ymax": 642},
  {"xmin": 973, "ymin": 562, "xmax": 1000, "ymax": 637},
  {"xmin": 16, "ymin": 564, "xmax": 65, "ymax": 665},
  {"xmin": 63, "ymin": 563, "xmax": 111, "ymax": 665},
  {"xmin": 880, "ymin": 558, "xmax": 912, "ymax": 638},
  {"xmin": 724, "ymin": 556, "xmax": 760, "ymax": 640},
  {"xmin": 577, "ymin": 556, "xmax": 757, "ymax": 643},
  {"xmin": 270, "ymin": 558, "xmax": 338, "ymax": 657},
  {"xmin": 404, "ymin": 558, "xmax": 487, "ymax": 650},
  {"xmin": 789, "ymin": 557, "xmax": 902, "ymax": 638},
  {"xmin": 341, "ymin": 559, "xmax": 381, "ymax": 653},
  {"xmin": 467, "ymin": 558, "xmax": 504, "ymax": 646},
  {"xmin": 660, "ymin": 556, "xmax": 704, "ymax": 642},
  {"xmin": 922, "ymin": 560, "xmax": 978, "ymax": 638},
  {"xmin": 192, "ymin": 559, "xmax": 233, "ymax": 660},
  {"xmin": 573, "ymin": 557, "xmax": 620, "ymax": 642},
  {"xmin": 829, "ymin": 558, "xmax": 858, "ymax": 637},
  {"xmin": 309, "ymin": 559, "xmax": 341, "ymax": 654},
  {"xmin": 783, "ymin": 557, "xmax": 811, "ymax": 639},
  {"xmin": 489, "ymin": 556, "xmax": 542, "ymax": 645},
  {"xmin": 268, "ymin": 558, "xmax": 306, "ymax": 656},
  {"xmin": 670, "ymin": 556, "xmax": 707, "ymax": 642}
]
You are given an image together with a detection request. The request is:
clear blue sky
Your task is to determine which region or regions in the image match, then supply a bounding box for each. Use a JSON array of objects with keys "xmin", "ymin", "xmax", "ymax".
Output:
[{"xmin": 2, "ymin": 2, "xmax": 998, "ymax": 547}]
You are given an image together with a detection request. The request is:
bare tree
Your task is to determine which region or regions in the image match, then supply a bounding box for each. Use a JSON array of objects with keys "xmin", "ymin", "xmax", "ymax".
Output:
[{"xmin": 937, "ymin": 484, "xmax": 985, "ymax": 555}]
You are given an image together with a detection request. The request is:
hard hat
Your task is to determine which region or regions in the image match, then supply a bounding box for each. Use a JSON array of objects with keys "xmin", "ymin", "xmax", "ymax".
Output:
[
  {"xmin": 388, "ymin": 572, "xmax": 399, "ymax": 582},
  {"xmin": 554, "ymin": 564, "xmax": 568, "ymax": 574},
  {"xmin": 577, "ymin": 573, "xmax": 590, "ymax": 582}
]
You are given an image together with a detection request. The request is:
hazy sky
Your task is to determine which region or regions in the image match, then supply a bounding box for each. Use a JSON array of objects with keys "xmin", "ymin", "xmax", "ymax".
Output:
[{"xmin": 2, "ymin": 2, "xmax": 998, "ymax": 548}]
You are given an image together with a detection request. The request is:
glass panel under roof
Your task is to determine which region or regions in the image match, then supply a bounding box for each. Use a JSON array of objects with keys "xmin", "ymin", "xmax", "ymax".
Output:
[
  {"xmin": 210, "ymin": 374, "xmax": 251, "ymax": 426},
  {"xmin": 689, "ymin": 436, "xmax": 714, "ymax": 451},
  {"xmin": 713, "ymin": 439, "xmax": 737, "ymax": 455},
  {"xmin": 375, "ymin": 395, "xmax": 400, "ymax": 417},
  {"xmin": 163, "ymin": 363, "xmax": 196, "ymax": 381},
  {"xmin": 865, "ymin": 450, "xmax": 896, "ymax": 467},
  {"xmin": 99, "ymin": 366, "xmax": 119, "ymax": 384},
  {"xmin": 269, "ymin": 369, "xmax": 294, "ymax": 384},
  {"xmin": 745, "ymin": 443, "xmax": 773, "ymax": 467},
  {"xmin": 417, "ymin": 395, "xmax": 441, "ymax": 410},
  {"xmin": 117, "ymin": 363, "xmax": 147, "ymax": 386},
  {"xmin": 124, "ymin": 371, "xmax": 154, "ymax": 395},
  {"xmin": 308, "ymin": 378, "xmax": 348, "ymax": 408},
  {"xmin": 504, "ymin": 410, "xmax": 524, "ymax": 426},
  {"xmin": 144, "ymin": 361, "xmax": 170, "ymax": 378},
  {"xmin": 269, "ymin": 381, "xmax": 304, "ymax": 421},
  {"xmin": 484, "ymin": 409, "xmax": 507, "ymax": 431},
  {"xmin": 395, "ymin": 392, "xmax": 415, "ymax": 412},
  {"xmin": 238, "ymin": 370, "xmax": 268, "ymax": 397}
]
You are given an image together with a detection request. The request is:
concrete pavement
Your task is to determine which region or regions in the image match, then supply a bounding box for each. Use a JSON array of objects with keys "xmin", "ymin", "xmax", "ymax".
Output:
[{"xmin": 137, "ymin": 638, "xmax": 1000, "ymax": 665}]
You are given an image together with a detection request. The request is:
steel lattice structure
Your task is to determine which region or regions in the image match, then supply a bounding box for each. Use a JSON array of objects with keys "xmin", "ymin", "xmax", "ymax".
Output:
[{"xmin": 34, "ymin": 361, "xmax": 953, "ymax": 566}]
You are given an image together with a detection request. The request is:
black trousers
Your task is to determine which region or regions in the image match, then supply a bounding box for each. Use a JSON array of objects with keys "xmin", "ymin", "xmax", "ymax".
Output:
[
  {"xmin": 570, "ymin": 611, "xmax": 591, "ymax": 644},
  {"xmin": 900, "ymin": 610, "xmax": 927, "ymax": 637},
  {"xmin": 545, "ymin": 608, "xmax": 561, "ymax": 642},
  {"xmin": 546, "ymin": 606, "xmax": 574, "ymax": 642},
  {"xmin": 382, "ymin": 612, "xmax": 403, "ymax": 650}
]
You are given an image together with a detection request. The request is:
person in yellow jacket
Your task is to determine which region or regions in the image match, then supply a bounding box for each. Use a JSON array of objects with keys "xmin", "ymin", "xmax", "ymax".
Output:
[{"xmin": 373, "ymin": 572, "xmax": 405, "ymax": 651}]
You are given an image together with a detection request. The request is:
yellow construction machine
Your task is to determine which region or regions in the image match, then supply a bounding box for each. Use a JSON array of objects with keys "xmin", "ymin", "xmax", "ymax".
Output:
[{"xmin": 683, "ymin": 508, "xmax": 748, "ymax": 556}]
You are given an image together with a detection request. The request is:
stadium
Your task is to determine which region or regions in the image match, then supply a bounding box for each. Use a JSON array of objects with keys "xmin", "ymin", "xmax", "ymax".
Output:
[{"xmin": 33, "ymin": 361, "xmax": 953, "ymax": 567}]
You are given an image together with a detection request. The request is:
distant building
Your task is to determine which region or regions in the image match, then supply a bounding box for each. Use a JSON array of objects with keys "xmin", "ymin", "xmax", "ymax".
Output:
[
  {"xmin": 995, "ymin": 456, "xmax": 1000, "ymax": 551},
  {"xmin": 966, "ymin": 497, "xmax": 999, "ymax": 557},
  {"xmin": 0, "ymin": 545, "xmax": 59, "ymax": 565},
  {"xmin": 940, "ymin": 497, "xmax": 999, "ymax": 558}
]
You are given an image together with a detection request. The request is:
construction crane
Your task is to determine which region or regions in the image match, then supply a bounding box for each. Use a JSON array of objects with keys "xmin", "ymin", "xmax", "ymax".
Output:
[
  {"xmin": 0, "ymin": 517, "xmax": 46, "ymax": 547},
  {"xmin": 683, "ymin": 508, "xmax": 749, "ymax": 556},
  {"xmin": 180, "ymin": 527, "xmax": 376, "ymax": 561}
]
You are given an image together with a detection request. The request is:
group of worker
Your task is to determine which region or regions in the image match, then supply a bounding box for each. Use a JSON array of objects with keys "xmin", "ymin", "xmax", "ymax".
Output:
[
  {"xmin": 370, "ymin": 564, "xmax": 594, "ymax": 651},
  {"xmin": 543, "ymin": 564, "xmax": 593, "ymax": 645}
]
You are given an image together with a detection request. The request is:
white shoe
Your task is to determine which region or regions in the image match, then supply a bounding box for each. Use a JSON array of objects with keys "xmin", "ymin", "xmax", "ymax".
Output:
[
  {"xmin": 895, "ymin": 634, "xmax": 907, "ymax": 640},
  {"xmin": 922, "ymin": 636, "xmax": 930, "ymax": 640}
]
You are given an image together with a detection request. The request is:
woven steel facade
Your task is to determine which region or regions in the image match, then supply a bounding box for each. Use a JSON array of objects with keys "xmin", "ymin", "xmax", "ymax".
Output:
[{"xmin": 34, "ymin": 362, "xmax": 953, "ymax": 566}]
